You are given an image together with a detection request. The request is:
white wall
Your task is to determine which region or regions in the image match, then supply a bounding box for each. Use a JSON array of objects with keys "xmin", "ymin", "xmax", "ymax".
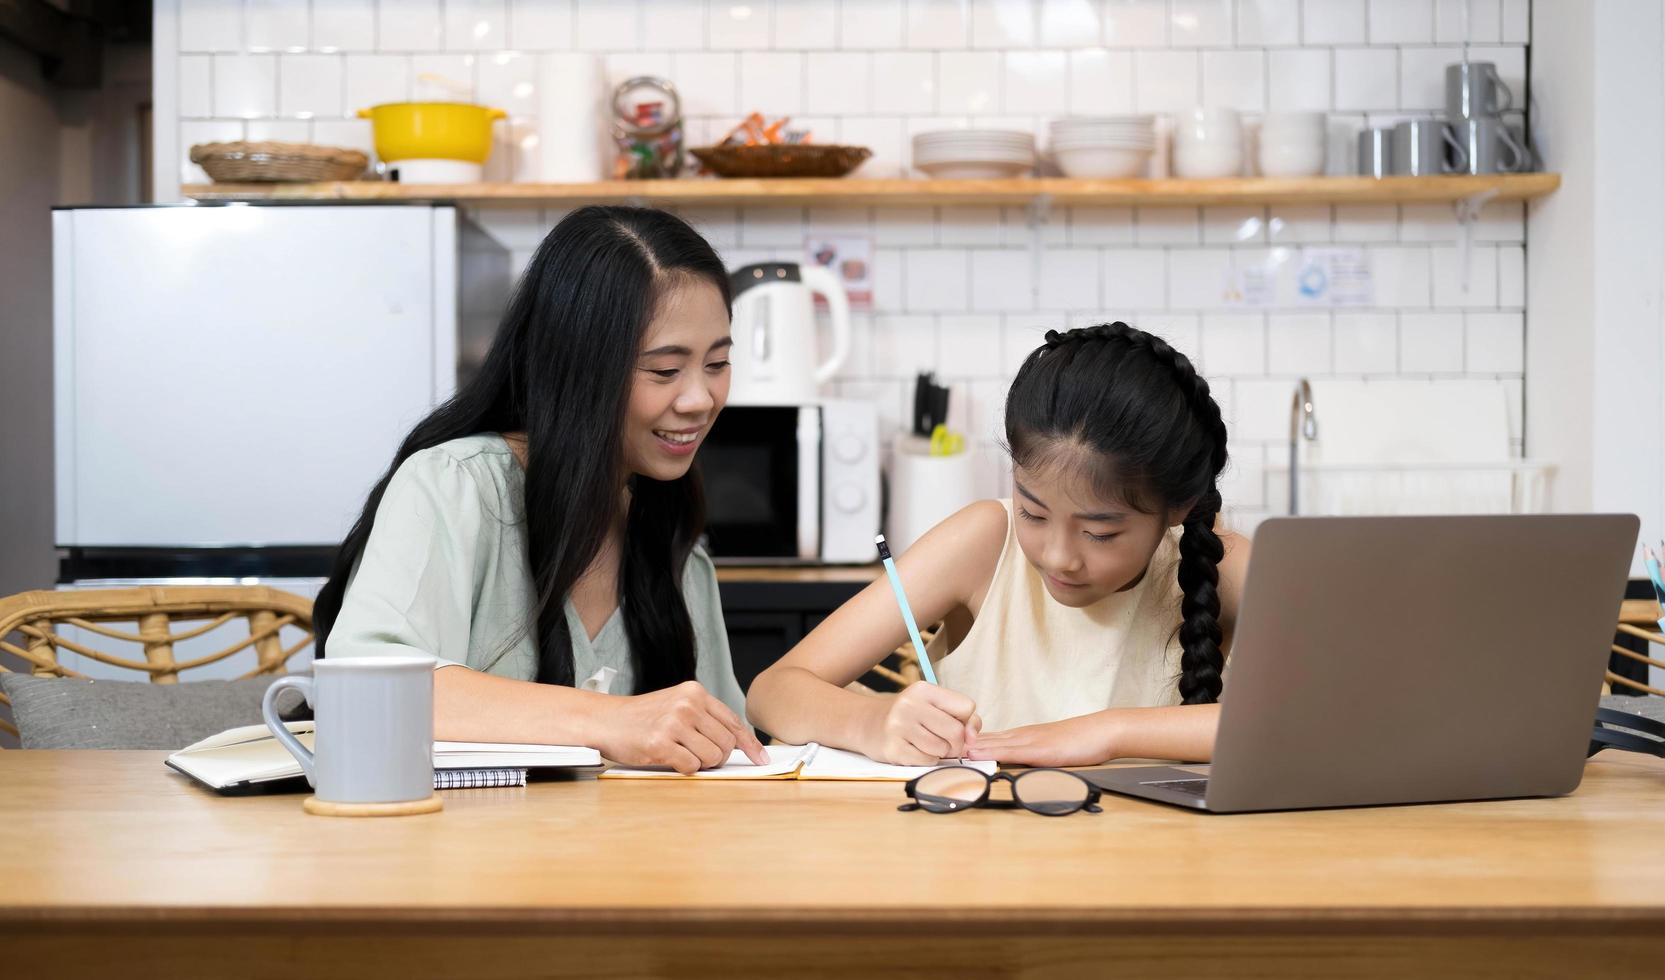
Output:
[
  {"xmin": 155, "ymin": 0, "xmax": 1537, "ymax": 531},
  {"xmin": 1528, "ymin": 0, "xmax": 1665, "ymax": 573}
]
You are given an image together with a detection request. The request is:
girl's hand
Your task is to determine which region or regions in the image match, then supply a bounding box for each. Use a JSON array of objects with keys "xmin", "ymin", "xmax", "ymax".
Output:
[
  {"xmin": 966, "ymin": 714, "xmax": 1117, "ymax": 768},
  {"xmin": 596, "ymin": 681, "xmax": 769, "ymax": 774},
  {"xmin": 869, "ymin": 683, "xmax": 982, "ymax": 765}
]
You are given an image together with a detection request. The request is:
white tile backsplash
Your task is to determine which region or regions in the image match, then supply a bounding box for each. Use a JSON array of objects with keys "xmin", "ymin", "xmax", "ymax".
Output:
[
  {"xmin": 1202, "ymin": 50, "xmax": 1265, "ymax": 113},
  {"xmin": 312, "ymin": 0, "xmax": 375, "ymax": 51},
  {"xmin": 1171, "ymin": 0, "xmax": 1234, "ymax": 46},
  {"xmin": 345, "ymin": 54, "xmax": 410, "ymax": 110},
  {"xmin": 1134, "ymin": 49, "xmax": 1198, "ymax": 114},
  {"xmin": 446, "ymin": 0, "xmax": 510, "ymax": 50},
  {"xmin": 938, "ymin": 51, "xmax": 1003, "ymax": 115},
  {"xmin": 1004, "ymin": 51, "xmax": 1067, "ymax": 115},
  {"xmin": 739, "ymin": 52, "xmax": 804, "ymax": 115},
  {"xmin": 907, "ymin": 0, "xmax": 971, "ymax": 49},
  {"xmin": 1303, "ymin": 0, "xmax": 1367, "ymax": 44},
  {"xmin": 575, "ymin": 1, "xmax": 641, "ymax": 49},
  {"xmin": 166, "ymin": 0, "xmax": 1535, "ymax": 514},
  {"xmin": 212, "ymin": 54, "xmax": 277, "ymax": 118},
  {"xmin": 278, "ymin": 54, "xmax": 343, "ymax": 117},
  {"xmin": 247, "ymin": 0, "xmax": 309, "ymax": 52},
  {"xmin": 1399, "ymin": 312, "xmax": 1464, "ymax": 373},
  {"xmin": 1237, "ymin": 0, "xmax": 1300, "ymax": 45},
  {"xmin": 378, "ymin": 0, "xmax": 443, "ymax": 50},
  {"xmin": 1334, "ymin": 47, "xmax": 1397, "ymax": 111},
  {"xmin": 1039, "ymin": 0, "xmax": 1103, "ymax": 47},
  {"xmin": 510, "ymin": 0, "xmax": 574, "ymax": 48},
  {"xmin": 1099, "ymin": 0, "xmax": 1167, "ymax": 46},
  {"xmin": 973, "ymin": 0, "xmax": 1038, "ymax": 49}
]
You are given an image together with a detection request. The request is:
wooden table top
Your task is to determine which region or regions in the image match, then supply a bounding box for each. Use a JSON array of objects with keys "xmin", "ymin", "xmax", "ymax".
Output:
[{"xmin": 4, "ymin": 750, "xmax": 1665, "ymax": 929}]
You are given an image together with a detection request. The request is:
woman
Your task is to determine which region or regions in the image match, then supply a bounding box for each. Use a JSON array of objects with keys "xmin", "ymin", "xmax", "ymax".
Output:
[{"xmin": 313, "ymin": 206, "xmax": 766, "ymax": 774}]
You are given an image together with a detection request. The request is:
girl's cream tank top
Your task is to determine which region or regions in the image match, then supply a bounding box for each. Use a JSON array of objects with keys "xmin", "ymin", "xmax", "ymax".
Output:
[{"xmin": 929, "ymin": 499, "xmax": 1188, "ymax": 732}]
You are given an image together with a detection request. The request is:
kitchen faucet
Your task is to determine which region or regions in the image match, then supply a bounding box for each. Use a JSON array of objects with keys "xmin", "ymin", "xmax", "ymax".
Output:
[{"xmin": 1289, "ymin": 378, "xmax": 1318, "ymax": 515}]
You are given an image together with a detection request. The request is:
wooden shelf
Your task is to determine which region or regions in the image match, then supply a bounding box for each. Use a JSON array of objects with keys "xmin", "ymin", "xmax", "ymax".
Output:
[{"xmin": 181, "ymin": 173, "xmax": 1561, "ymax": 208}]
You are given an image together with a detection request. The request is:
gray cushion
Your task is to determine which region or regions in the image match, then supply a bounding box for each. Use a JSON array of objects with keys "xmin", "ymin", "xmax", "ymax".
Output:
[{"xmin": 0, "ymin": 674, "xmax": 309, "ymax": 750}]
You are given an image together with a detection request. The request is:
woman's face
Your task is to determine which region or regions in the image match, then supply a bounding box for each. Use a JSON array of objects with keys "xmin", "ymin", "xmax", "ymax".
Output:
[
  {"xmin": 622, "ymin": 277, "xmax": 732, "ymax": 482},
  {"xmin": 1010, "ymin": 461, "xmax": 1186, "ymax": 608}
]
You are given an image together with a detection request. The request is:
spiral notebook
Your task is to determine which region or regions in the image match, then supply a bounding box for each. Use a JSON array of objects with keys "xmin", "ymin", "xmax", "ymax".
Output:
[{"xmin": 166, "ymin": 721, "xmax": 600, "ymax": 795}]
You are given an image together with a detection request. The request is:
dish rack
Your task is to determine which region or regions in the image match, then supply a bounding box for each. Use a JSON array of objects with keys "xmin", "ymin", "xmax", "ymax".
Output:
[{"xmin": 1267, "ymin": 460, "xmax": 1557, "ymax": 516}]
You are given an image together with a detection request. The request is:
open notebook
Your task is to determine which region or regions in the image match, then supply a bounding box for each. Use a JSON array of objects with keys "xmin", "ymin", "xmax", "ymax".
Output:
[
  {"xmin": 166, "ymin": 721, "xmax": 602, "ymax": 795},
  {"xmin": 601, "ymin": 743, "xmax": 998, "ymax": 781}
]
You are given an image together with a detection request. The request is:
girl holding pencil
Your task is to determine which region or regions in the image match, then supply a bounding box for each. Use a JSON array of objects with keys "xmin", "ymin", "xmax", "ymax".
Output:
[{"xmin": 747, "ymin": 322, "xmax": 1251, "ymax": 767}]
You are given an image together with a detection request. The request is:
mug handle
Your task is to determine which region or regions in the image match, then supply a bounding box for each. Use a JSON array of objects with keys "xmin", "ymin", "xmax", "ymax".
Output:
[
  {"xmin": 1441, "ymin": 124, "xmax": 1470, "ymax": 174},
  {"xmin": 262, "ymin": 676, "xmax": 317, "ymax": 787},
  {"xmin": 1488, "ymin": 65, "xmax": 1514, "ymax": 114},
  {"xmin": 1496, "ymin": 125, "xmax": 1530, "ymax": 172}
]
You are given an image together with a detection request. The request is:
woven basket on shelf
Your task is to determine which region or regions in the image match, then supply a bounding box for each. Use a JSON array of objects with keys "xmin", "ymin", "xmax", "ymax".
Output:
[
  {"xmin": 689, "ymin": 143, "xmax": 871, "ymax": 179},
  {"xmin": 189, "ymin": 141, "xmax": 369, "ymax": 182}
]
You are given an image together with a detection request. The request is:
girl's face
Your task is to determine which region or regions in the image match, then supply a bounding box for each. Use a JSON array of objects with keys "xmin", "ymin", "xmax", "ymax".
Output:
[
  {"xmin": 1010, "ymin": 462, "xmax": 1186, "ymax": 608},
  {"xmin": 623, "ymin": 278, "xmax": 732, "ymax": 482}
]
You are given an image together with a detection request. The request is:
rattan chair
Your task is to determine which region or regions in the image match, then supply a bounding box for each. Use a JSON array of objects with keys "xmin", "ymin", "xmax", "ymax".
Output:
[
  {"xmin": 0, "ymin": 586, "xmax": 316, "ymax": 743},
  {"xmin": 1610, "ymin": 599, "xmax": 1665, "ymax": 698}
]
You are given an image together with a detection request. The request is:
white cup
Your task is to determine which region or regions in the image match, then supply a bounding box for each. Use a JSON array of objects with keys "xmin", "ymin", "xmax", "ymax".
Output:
[{"xmin": 262, "ymin": 655, "xmax": 437, "ymax": 806}]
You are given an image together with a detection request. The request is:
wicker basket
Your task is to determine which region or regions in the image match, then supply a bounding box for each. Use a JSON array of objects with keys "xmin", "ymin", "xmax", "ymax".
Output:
[
  {"xmin": 189, "ymin": 141, "xmax": 369, "ymax": 182},
  {"xmin": 689, "ymin": 143, "xmax": 871, "ymax": 179}
]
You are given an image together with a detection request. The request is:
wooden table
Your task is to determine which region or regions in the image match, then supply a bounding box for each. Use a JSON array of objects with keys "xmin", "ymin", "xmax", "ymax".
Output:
[{"xmin": 4, "ymin": 751, "xmax": 1664, "ymax": 979}]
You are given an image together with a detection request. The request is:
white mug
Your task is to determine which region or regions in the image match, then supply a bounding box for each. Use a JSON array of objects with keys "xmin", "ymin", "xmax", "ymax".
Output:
[{"xmin": 262, "ymin": 655, "xmax": 437, "ymax": 805}]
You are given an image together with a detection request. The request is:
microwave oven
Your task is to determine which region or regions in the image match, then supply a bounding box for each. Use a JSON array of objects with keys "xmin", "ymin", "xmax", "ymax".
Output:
[{"xmin": 697, "ymin": 400, "xmax": 881, "ymax": 564}]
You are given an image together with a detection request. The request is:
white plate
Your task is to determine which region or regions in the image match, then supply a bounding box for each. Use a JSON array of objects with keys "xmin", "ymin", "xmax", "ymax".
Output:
[{"xmin": 915, "ymin": 161, "xmax": 1034, "ymax": 178}]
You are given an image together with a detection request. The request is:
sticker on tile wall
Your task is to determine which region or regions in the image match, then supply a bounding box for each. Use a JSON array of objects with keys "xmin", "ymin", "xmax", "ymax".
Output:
[
  {"xmin": 804, "ymin": 235, "xmax": 873, "ymax": 312},
  {"xmin": 1293, "ymin": 247, "xmax": 1373, "ymax": 307},
  {"xmin": 1222, "ymin": 247, "xmax": 1373, "ymax": 308}
]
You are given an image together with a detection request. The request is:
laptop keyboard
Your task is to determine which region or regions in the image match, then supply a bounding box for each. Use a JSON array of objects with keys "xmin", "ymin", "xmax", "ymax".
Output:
[{"xmin": 1142, "ymin": 778, "xmax": 1209, "ymax": 797}]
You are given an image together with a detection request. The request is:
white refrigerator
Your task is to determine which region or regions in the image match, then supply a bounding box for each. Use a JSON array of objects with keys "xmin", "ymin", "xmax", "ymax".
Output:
[{"xmin": 50, "ymin": 203, "xmax": 508, "ymax": 678}]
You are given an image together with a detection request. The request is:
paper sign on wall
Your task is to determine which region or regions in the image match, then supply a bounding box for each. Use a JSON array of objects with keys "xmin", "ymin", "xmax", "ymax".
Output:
[
  {"xmin": 1223, "ymin": 247, "xmax": 1373, "ymax": 308},
  {"xmin": 804, "ymin": 235, "xmax": 873, "ymax": 311}
]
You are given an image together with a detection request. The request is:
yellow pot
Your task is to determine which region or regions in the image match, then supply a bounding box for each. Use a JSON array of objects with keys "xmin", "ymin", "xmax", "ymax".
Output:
[{"xmin": 356, "ymin": 102, "xmax": 507, "ymax": 164}]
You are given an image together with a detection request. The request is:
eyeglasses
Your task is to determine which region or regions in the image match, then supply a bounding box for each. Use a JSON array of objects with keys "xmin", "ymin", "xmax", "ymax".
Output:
[{"xmin": 898, "ymin": 766, "xmax": 1102, "ymax": 816}]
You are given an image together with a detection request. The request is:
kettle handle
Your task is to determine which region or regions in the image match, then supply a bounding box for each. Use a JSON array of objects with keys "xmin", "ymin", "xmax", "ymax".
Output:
[{"xmin": 799, "ymin": 264, "xmax": 851, "ymax": 385}]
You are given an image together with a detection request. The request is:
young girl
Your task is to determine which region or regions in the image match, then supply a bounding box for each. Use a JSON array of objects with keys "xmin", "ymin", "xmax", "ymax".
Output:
[
  {"xmin": 313, "ymin": 206, "xmax": 766, "ymax": 774},
  {"xmin": 747, "ymin": 322, "xmax": 1250, "ymax": 767}
]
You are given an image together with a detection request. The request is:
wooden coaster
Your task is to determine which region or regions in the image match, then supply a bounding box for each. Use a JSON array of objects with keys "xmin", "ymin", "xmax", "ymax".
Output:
[{"xmin": 303, "ymin": 795, "xmax": 443, "ymax": 818}]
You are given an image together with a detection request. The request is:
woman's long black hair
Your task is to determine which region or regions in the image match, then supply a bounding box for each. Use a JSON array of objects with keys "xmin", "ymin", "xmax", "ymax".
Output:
[
  {"xmin": 312, "ymin": 205, "xmax": 731, "ymax": 693},
  {"xmin": 1004, "ymin": 322, "xmax": 1230, "ymax": 704}
]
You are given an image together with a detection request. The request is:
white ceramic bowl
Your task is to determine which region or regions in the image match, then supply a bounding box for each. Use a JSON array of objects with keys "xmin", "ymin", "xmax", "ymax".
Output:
[
  {"xmin": 1054, "ymin": 145, "xmax": 1152, "ymax": 178},
  {"xmin": 1173, "ymin": 143, "xmax": 1244, "ymax": 178},
  {"xmin": 1257, "ymin": 141, "xmax": 1326, "ymax": 177}
]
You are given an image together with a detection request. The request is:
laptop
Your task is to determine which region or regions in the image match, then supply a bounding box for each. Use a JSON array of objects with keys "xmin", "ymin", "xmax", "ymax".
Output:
[{"xmin": 1084, "ymin": 514, "xmax": 1640, "ymax": 813}]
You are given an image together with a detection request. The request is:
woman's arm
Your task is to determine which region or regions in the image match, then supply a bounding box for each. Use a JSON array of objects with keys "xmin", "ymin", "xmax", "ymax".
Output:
[
  {"xmin": 434, "ymin": 668, "xmax": 764, "ymax": 771},
  {"xmin": 745, "ymin": 500, "xmax": 1008, "ymax": 762}
]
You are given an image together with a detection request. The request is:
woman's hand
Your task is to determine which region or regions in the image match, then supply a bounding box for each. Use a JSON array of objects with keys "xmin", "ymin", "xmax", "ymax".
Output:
[
  {"xmin": 593, "ymin": 681, "xmax": 768, "ymax": 774},
  {"xmin": 966, "ymin": 714, "xmax": 1118, "ymax": 768},
  {"xmin": 867, "ymin": 683, "xmax": 982, "ymax": 765}
]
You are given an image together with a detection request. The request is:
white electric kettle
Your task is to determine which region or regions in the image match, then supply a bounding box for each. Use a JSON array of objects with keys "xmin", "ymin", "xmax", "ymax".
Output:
[{"xmin": 727, "ymin": 262, "xmax": 852, "ymax": 405}]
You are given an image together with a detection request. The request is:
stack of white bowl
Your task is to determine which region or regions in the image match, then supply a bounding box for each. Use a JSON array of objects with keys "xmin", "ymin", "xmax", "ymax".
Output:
[
  {"xmin": 1047, "ymin": 116, "xmax": 1156, "ymax": 178},
  {"xmin": 1257, "ymin": 111, "xmax": 1328, "ymax": 177},
  {"xmin": 1172, "ymin": 108, "xmax": 1244, "ymax": 178},
  {"xmin": 912, "ymin": 129, "xmax": 1036, "ymax": 179}
]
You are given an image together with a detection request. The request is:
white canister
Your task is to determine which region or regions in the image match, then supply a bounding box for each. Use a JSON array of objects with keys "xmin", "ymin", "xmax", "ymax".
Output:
[{"xmin": 886, "ymin": 438, "xmax": 978, "ymax": 556}]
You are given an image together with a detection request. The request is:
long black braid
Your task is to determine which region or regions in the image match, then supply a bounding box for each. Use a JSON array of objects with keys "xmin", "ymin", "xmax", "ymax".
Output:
[{"xmin": 1006, "ymin": 321, "xmax": 1231, "ymax": 704}]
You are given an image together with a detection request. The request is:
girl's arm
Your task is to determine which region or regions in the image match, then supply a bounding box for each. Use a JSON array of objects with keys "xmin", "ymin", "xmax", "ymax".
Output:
[
  {"xmin": 745, "ymin": 501, "xmax": 1008, "ymax": 762},
  {"xmin": 968, "ymin": 528, "xmax": 1253, "ymax": 767}
]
